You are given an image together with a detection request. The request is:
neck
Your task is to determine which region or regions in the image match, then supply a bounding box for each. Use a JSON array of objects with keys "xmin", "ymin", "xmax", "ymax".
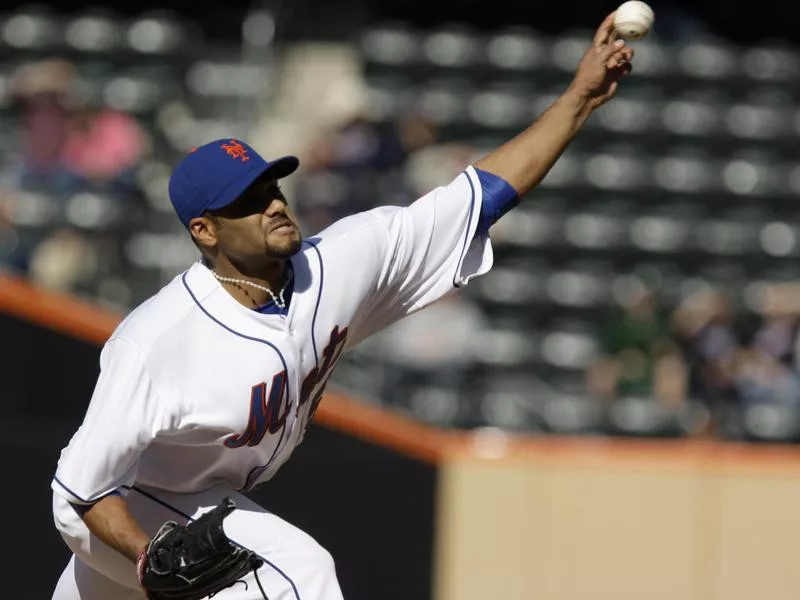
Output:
[{"xmin": 207, "ymin": 256, "xmax": 289, "ymax": 309}]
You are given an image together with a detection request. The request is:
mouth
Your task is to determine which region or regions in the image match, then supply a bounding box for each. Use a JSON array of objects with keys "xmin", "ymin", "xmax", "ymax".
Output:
[{"xmin": 269, "ymin": 221, "xmax": 296, "ymax": 234}]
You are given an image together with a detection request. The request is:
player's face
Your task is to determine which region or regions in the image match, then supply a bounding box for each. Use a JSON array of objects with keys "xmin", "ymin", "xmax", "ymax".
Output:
[{"xmin": 206, "ymin": 176, "xmax": 302, "ymax": 263}]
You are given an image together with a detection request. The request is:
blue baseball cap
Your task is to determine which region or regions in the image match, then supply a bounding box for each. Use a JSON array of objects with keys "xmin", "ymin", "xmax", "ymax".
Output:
[{"xmin": 168, "ymin": 138, "xmax": 299, "ymax": 227}]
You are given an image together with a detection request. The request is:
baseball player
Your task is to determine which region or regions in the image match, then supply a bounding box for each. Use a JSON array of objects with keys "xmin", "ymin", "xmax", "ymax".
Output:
[{"xmin": 51, "ymin": 14, "xmax": 633, "ymax": 600}]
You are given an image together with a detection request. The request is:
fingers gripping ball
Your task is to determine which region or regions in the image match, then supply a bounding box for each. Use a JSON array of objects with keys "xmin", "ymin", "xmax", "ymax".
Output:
[
  {"xmin": 613, "ymin": 1, "xmax": 655, "ymax": 40},
  {"xmin": 137, "ymin": 498, "xmax": 264, "ymax": 600}
]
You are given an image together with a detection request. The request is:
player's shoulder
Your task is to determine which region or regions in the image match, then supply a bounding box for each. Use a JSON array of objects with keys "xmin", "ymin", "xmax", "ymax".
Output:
[
  {"xmin": 301, "ymin": 206, "xmax": 402, "ymax": 250},
  {"xmin": 109, "ymin": 267, "xmax": 197, "ymax": 352},
  {"xmin": 303, "ymin": 169, "xmax": 477, "ymax": 247}
]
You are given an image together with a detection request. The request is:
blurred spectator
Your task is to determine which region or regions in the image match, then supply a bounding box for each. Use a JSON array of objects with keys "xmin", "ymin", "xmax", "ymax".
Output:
[
  {"xmin": 672, "ymin": 288, "xmax": 742, "ymax": 433},
  {"xmin": 307, "ymin": 111, "xmax": 434, "ymax": 172},
  {"xmin": 294, "ymin": 111, "xmax": 436, "ymax": 234},
  {"xmin": 27, "ymin": 227, "xmax": 98, "ymax": 292},
  {"xmin": 587, "ymin": 284, "xmax": 686, "ymax": 409},
  {"xmin": 62, "ymin": 105, "xmax": 149, "ymax": 192},
  {"xmin": 750, "ymin": 313, "xmax": 799, "ymax": 368},
  {"xmin": 751, "ymin": 282, "xmax": 800, "ymax": 373},
  {"xmin": 7, "ymin": 58, "xmax": 148, "ymax": 195},
  {"xmin": 733, "ymin": 346, "xmax": 800, "ymax": 413},
  {"xmin": 726, "ymin": 284, "xmax": 800, "ymax": 433},
  {"xmin": 7, "ymin": 58, "xmax": 77, "ymax": 193}
]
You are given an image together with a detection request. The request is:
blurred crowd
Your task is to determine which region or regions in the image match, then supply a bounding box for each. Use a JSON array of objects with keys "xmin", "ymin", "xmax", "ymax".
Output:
[
  {"xmin": 292, "ymin": 108, "xmax": 466, "ymax": 232},
  {"xmin": 295, "ymin": 105, "xmax": 800, "ymax": 441},
  {"xmin": 298, "ymin": 108, "xmax": 800, "ymax": 442},
  {"xmin": 587, "ymin": 280, "xmax": 800, "ymax": 438},
  {"xmin": 10, "ymin": 58, "xmax": 147, "ymax": 192},
  {"xmin": 1, "ymin": 57, "xmax": 149, "ymax": 290},
  {"xmin": 5, "ymin": 44, "xmax": 800, "ymax": 443}
]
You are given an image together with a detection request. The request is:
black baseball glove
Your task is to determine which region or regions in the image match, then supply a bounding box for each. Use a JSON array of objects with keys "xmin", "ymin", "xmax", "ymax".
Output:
[{"xmin": 137, "ymin": 497, "xmax": 264, "ymax": 600}]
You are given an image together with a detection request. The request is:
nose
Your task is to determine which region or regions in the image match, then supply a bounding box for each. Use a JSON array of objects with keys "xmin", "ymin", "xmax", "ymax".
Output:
[{"xmin": 264, "ymin": 197, "xmax": 287, "ymax": 219}]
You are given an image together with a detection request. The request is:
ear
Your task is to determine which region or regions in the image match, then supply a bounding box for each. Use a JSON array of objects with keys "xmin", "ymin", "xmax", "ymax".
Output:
[{"xmin": 188, "ymin": 216, "xmax": 219, "ymax": 250}]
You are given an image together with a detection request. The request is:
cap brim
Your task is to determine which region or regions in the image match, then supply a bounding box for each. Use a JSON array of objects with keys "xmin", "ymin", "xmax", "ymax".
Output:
[
  {"xmin": 264, "ymin": 155, "xmax": 300, "ymax": 180},
  {"xmin": 205, "ymin": 155, "xmax": 300, "ymax": 213}
]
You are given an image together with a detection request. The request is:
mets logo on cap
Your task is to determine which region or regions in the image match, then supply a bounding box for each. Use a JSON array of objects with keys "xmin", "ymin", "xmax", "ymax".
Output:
[{"xmin": 221, "ymin": 139, "xmax": 250, "ymax": 162}]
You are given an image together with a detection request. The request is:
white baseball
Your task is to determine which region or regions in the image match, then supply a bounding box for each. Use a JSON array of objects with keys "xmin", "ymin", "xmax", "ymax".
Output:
[{"xmin": 613, "ymin": 1, "xmax": 654, "ymax": 41}]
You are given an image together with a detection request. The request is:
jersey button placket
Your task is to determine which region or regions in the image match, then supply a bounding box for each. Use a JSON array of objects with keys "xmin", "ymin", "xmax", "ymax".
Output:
[{"xmin": 282, "ymin": 328, "xmax": 303, "ymax": 447}]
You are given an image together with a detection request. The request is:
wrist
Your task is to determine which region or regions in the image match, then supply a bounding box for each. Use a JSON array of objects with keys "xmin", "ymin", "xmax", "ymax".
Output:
[{"xmin": 562, "ymin": 85, "xmax": 594, "ymax": 117}]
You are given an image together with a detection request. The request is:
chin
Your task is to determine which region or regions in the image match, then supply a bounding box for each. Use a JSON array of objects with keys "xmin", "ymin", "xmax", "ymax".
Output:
[{"xmin": 266, "ymin": 236, "xmax": 303, "ymax": 259}]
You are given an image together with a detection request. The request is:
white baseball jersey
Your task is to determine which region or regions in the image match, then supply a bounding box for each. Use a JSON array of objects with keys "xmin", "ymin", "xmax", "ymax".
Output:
[{"xmin": 52, "ymin": 166, "xmax": 492, "ymax": 507}]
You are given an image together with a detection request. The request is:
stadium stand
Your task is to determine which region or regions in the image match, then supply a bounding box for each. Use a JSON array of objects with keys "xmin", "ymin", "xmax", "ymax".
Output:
[{"xmin": 2, "ymin": 6, "xmax": 800, "ymax": 443}]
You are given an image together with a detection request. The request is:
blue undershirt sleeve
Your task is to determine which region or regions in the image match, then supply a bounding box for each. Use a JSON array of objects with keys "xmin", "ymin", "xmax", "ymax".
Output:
[{"xmin": 474, "ymin": 167, "xmax": 520, "ymax": 235}]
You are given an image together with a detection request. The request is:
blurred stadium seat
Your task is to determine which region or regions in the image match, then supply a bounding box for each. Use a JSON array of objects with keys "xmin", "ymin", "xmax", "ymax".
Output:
[
  {"xmin": 1, "ymin": 7, "xmax": 64, "ymax": 51},
  {"xmin": 64, "ymin": 10, "xmax": 124, "ymax": 54},
  {"xmin": 484, "ymin": 26, "xmax": 547, "ymax": 72}
]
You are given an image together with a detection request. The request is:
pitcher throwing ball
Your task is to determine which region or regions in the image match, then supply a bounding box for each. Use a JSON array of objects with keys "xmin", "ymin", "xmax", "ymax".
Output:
[{"xmin": 51, "ymin": 13, "xmax": 634, "ymax": 600}]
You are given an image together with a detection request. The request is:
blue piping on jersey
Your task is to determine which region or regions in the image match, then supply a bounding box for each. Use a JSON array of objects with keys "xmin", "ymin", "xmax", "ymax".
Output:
[
  {"xmin": 128, "ymin": 485, "xmax": 302, "ymax": 600},
  {"xmin": 69, "ymin": 490, "xmax": 122, "ymax": 517},
  {"xmin": 53, "ymin": 476, "xmax": 122, "ymax": 516},
  {"xmin": 453, "ymin": 171, "xmax": 477, "ymax": 289},
  {"xmin": 182, "ymin": 272, "xmax": 290, "ymax": 491},
  {"xmin": 474, "ymin": 167, "xmax": 519, "ymax": 235},
  {"xmin": 53, "ymin": 476, "xmax": 92, "ymax": 504},
  {"xmin": 304, "ymin": 240, "xmax": 324, "ymax": 366}
]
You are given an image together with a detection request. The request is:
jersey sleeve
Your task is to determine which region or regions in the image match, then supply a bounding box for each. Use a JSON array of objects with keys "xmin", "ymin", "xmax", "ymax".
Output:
[
  {"xmin": 51, "ymin": 337, "xmax": 168, "ymax": 506},
  {"xmin": 314, "ymin": 165, "xmax": 493, "ymax": 346}
]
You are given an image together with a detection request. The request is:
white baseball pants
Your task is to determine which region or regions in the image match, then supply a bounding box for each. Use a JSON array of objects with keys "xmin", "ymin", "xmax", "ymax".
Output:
[{"xmin": 51, "ymin": 484, "xmax": 344, "ymax": 600}]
